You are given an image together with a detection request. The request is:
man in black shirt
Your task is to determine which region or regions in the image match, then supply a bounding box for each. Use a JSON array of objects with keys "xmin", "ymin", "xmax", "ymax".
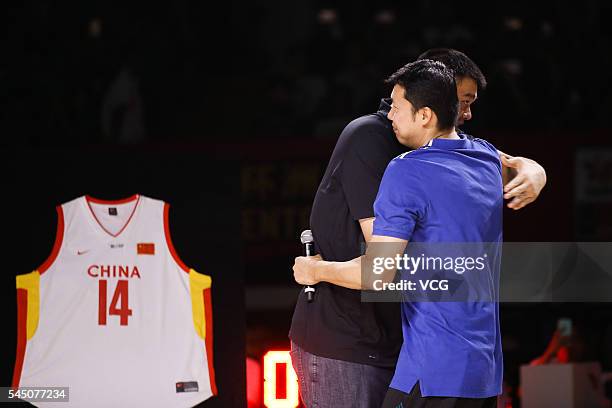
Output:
[{"xmin": 289, "ymin": 49, "xmax": 546, "ymax": 408}]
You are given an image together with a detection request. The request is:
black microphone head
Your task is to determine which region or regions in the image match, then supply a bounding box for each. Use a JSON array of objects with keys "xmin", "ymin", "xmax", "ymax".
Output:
[{"xmin": 300, "ymin": 229, "xmax": 313, "ymax": 244}]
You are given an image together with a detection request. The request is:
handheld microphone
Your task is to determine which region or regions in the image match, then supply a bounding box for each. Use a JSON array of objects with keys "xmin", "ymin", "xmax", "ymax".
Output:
[{"xmin": 300, "ymin": 229, "xmax": 316, "ymax": 302}]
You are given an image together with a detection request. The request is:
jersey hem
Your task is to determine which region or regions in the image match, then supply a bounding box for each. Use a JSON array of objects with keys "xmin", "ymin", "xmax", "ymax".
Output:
[{"xmin": 372, "ymin": 228, "xmax": 411, "ymax": 240}]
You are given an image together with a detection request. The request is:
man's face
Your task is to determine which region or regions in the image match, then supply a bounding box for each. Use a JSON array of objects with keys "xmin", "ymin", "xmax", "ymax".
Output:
[
  {"xmin": 456, "ymin": 77, "xmax": 478, "ymax": 126},
  {"xmin": 387, "ymin": 84, "xmax": 425, "ymax": 148}
]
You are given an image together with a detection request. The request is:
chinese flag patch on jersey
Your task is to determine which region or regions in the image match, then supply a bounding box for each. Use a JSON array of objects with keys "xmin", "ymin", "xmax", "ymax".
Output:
[{"xmin": 137, "ymin": 243, "xmax": 155, "ymax": 255}]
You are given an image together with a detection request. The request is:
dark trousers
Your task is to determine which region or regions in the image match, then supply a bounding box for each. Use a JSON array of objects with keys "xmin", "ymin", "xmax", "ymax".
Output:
[
  {"xmin": 290, "ymin": 341, "xmax": 394, "ymax": 408},
  {"xmin": 381, "ymin": 382, "xmax": 498, "ymax": 408}
]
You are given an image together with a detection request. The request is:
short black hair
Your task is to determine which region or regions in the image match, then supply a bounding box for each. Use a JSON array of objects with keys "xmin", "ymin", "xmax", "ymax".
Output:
[
  {"xmin": 418, "ymin": 48, "xmax": 487, "ymax": 91},
  {"xmin": 385, "ymin": 59, "xmax": 458, "ymax": 131}
]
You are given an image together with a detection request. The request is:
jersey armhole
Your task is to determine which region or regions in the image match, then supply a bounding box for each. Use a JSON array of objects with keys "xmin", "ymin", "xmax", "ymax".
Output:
[
  {"xmin": 37, "ymin": 206, "xmax": 64, "ymax": 275},
  {"xmin": 163, "ymin": 203, "xmax": 190, "ymax": 274}
]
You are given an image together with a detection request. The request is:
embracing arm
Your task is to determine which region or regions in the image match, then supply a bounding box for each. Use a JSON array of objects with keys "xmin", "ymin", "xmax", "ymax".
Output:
[
  {"xmin": 294, "ymin": 216, "xmax": 374, "ymax": 289},
  {"xmin": 297, "ymin": 154, "xmax": 418, "ymax": 290},
  {"xmin": 293, "ymin": 234, "xmax": 408, "ymax": 290},
  {"xmin": 498, "ymin": 151, "xmax": 547, "ymax": 210}
]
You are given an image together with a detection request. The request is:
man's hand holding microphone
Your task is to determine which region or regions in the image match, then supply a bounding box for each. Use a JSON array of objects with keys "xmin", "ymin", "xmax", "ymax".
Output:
[{"xmin": 295, "ymin": 230, "xmax": 321, "ymax": 302}]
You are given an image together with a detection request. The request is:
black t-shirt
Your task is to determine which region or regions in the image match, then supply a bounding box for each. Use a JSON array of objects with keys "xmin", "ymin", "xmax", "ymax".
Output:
[{"xmin": 289, "ymin": 99, "xmax": 405, "ymax": 368}]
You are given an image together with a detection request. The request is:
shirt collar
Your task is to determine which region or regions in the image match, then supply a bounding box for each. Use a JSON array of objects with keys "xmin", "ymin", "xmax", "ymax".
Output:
[
  {"xmin": 424, "ymin": 133, "xmax": 469, "ymax": 150},
  {"xmin": 377, "ymin": 98, "xmax": 392, "ymax": 116}
]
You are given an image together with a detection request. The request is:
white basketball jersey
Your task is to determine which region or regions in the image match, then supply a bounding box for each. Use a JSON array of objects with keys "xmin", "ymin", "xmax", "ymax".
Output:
[{"xmin": 13, "ymin": 195, "xmax": 217, "ymax": 407}]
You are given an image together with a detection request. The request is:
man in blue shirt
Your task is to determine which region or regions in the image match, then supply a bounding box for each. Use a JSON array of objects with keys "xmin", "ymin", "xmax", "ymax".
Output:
[{"xmin": 294, "ymin": 59, "xmax": 502, "ymax": 407}]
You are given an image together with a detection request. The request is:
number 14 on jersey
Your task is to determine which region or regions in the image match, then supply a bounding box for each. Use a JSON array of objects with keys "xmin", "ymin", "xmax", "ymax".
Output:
[{"xmin": 98, "ymin": 280, "xmax": 133, "ymax": 326}]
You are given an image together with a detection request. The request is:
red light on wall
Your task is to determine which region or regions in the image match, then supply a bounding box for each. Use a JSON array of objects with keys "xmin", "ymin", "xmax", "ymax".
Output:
[
  {"xmin": 247, "ymin": 357, "xmax": 262, "ymax": 408},
  {"xmin": 263, "ymin": 351, "xmax": 299, "ymax": 408}
]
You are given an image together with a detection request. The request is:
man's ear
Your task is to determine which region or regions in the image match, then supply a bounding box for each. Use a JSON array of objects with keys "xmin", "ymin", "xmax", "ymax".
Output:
[{"xmin": 420, "ymin": 107, "xmax": 435, "ymax": 126}]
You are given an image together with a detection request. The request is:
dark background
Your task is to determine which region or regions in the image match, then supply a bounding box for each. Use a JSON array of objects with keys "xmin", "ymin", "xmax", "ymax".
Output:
[
  {"xmin": 3, "ymin": 0, "xmax": 612, "ymax": 144},
  {"xmin": 2, "ymin": 0, "xmax": 612, "ymax": 406}
]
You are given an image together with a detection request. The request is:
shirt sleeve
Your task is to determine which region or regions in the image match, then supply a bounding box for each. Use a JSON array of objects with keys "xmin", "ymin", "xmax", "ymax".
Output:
[
  {"xmin": 340, "ymin": 124, "xmax": 393, "ymax": 220},
  {"xmin": 372, "ymin": 158, "xmax": 428, "ymax": 240},
  {"xmin": 474, "ymin": 137, "xmax": 499, "ymax": 156},
  {"xmin": 474, "ymin": 138, "xmax": 502, "ymax": 174}
]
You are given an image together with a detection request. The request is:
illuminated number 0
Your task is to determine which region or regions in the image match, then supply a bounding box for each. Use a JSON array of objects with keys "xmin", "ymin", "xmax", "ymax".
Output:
[
  {"xmin": 263, "ymin": 351, "xmax": 299, "ymax": 408},
  {"xmin": 98, "ymin": 280, "xmax": 133, "ymax": 326}
]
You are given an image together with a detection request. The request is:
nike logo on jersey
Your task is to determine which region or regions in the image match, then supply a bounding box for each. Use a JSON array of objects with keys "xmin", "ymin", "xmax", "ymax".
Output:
[{"xmin": 77, "ymin": 250, "xmax": 90, "ymax": 255}]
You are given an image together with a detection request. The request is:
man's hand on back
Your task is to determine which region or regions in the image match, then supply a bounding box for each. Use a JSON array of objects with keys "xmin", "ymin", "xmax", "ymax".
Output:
[{"xmin": 500, "ymin": 154, "xmax": 547, "ymax": 210}]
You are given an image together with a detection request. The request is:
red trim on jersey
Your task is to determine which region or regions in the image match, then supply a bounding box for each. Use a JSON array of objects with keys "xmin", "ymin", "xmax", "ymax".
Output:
[
  {"xmin": 38, "ymin": 206, "xmax": 64, "ymax": 275},
  {"xmin": 12, "ymin": 289, "xmax": 28, "ymax": 389},
  {"xmin": 85, "ymin": 194, "xmax": 139, "ymax": 205},
  {"xmin": 204, "ymin": 287, "xmax": 217, "ymax": 395},
  {"xmin": 86, "ymin": 195, "xmax": 140, "ymax": 238},
  {"xmin": 163, "ymin": 204, "xmax": 190, "ymax": 273}
]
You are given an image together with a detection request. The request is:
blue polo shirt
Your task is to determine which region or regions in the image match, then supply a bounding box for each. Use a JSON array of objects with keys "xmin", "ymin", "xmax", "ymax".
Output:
[{"xmin": 372, "ymin": 134, "xmax": 503, "ymax": 398}]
